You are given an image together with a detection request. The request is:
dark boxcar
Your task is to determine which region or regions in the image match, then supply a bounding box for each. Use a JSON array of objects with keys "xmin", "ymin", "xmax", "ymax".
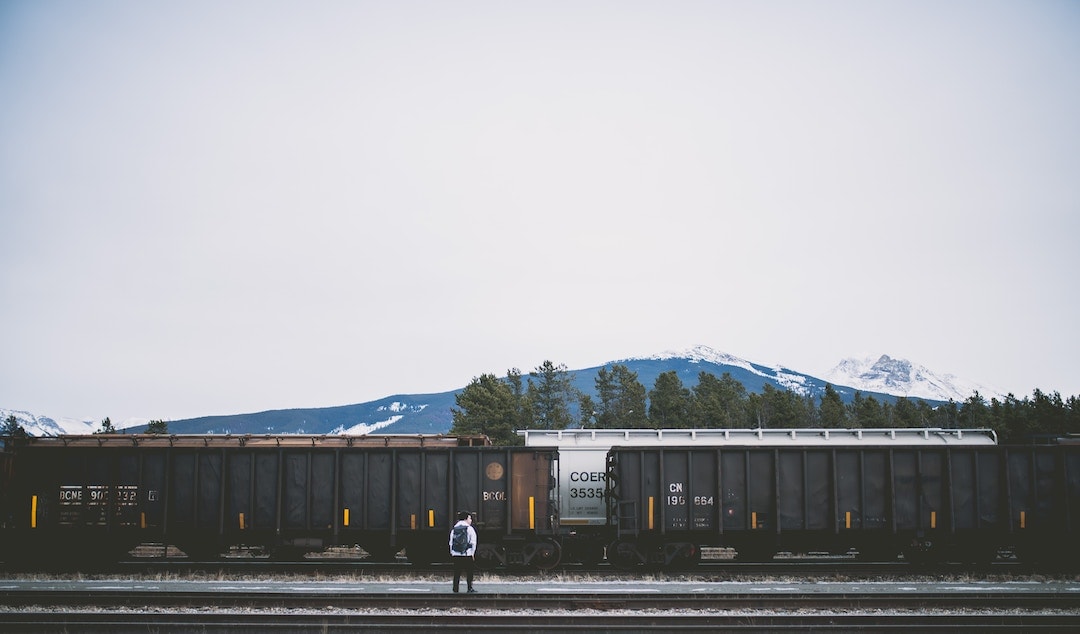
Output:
[
  {"xmin": 0, "ymin": 435, "xmax": 559, "ymax": 570},
  {"xmin": 0, "ymin": 447, "xmax": 13, "ymax": 530},
  {"xmin": 606, "ymin": 445, "xmax": 1080, "ymax": 568},
  {"xmin": 1002, "ymin": 445, "xmax": 1080, "ymax": 564}
]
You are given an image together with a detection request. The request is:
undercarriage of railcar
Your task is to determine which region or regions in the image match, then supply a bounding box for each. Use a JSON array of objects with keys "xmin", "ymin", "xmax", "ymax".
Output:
[{"xmin": 600, "ymin": 529, "xmax": 1080, "ymax": 570}]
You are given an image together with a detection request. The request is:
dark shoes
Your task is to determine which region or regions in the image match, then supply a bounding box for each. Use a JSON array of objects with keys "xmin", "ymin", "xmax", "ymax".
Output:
[
  {"xmin": 452, "ymin": 587, "xmax": 459, "ymax": 593},
  {"xmin": 467, "ymin": 587, "xmax": 477, "ymax": 593}
]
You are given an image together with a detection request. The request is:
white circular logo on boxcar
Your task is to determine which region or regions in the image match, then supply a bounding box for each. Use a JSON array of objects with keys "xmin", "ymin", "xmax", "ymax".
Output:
[{"xmin": 485, "ymin": 462, "xmax": 504, "ymax": 481}]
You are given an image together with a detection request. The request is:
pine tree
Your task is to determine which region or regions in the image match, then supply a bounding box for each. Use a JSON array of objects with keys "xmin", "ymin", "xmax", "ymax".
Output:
[
  {"xmin": 578, "ymin": 394, "xmax": 597, "ymax": 428},
  {"xmin": 890, "ymin": 397, "xmax": 923, "ymax": 428},
  {"xmin": 692, "ymin": 372, "xmax": 749, "ymax": 427},
  {"xmin": 765, "ymin": 385, "xmax": 812, "ymax": 427},
  {"xmin": 849, "ymin": 393, "xmax": 886, "ymax": 428},
  {"xmin": 648, "ymin": 371, "xmax": 692, "ymax": 428},
  {"xmin": 95, "ymin": 417, "xmax": 116, "ymax": 434},
  {"xmin": 2, "ymin": 414, "xmax": 27, "ymax": 438},
  {"xmin": 818, "ymin": 384, "xmax": 847, "ymax": 428},
  {"xmin": 593, "ymin": 364, "xmax": 647, "ymax": 428},
  {"xmin": 958, "ymin": 392, "xmax": 990, "ymax": 430},
  {"xmin": 505, "ymin": 368, "xmax": 532, "ymax": 432},
  {"xmin": 146, "ymin": 419, "xmax": 169, "ymax": 434},
  {"xmin": 526, "ymin": 360, "xmax": 578, "ymax": 430},
  {"xmin": 449, "ymin": 373, "xmax": 519, "ymax": 445},
  {"xmin": 750, "ymin": 384, "xmax": 810, "ymax": 428}
]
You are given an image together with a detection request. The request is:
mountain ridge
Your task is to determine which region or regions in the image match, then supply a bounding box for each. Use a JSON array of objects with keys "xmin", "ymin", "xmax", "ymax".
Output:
[
  {"xmin": 3, "ymin": 346, "xmax": 1003, "ymax": 437},
  {"xmin": 823, "ymin": 353, "xmax": 1002, "ymax": 403}
]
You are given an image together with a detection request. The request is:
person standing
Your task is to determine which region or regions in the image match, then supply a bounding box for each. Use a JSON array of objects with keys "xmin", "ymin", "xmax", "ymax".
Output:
[{"xmin": 449, "ymin": 511, "xmax": 478, "ymax": 593}]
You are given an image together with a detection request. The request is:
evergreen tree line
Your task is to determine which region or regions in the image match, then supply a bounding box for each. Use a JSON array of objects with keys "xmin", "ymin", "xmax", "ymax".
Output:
[
  {"xmin": 92, "ymin": 418, "xmax": 168, "ymax": 434},
  {"xmin": 1, "ymin": 415, "xmax": 169, "ymax": 441},
  {"xmin": 449, "ymin": 362, "xmax": 1080, "ymax": 446}
]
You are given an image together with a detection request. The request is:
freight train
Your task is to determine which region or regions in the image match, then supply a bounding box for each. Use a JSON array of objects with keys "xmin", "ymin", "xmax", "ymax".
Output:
[
  {"xmin": 602, "ymin": 438, "xmax": 1080, "ymax": 568},
  {"xmin": 1, "ymin": 428, "xmax": 1078, "ymax": 571},
  {"xmin": 0, "ymin": 434, "xmax": 560, "ymax": 570},
  {"xmin": 520, "ymin": 427, "xmax": 1004, "ymax": 566}
]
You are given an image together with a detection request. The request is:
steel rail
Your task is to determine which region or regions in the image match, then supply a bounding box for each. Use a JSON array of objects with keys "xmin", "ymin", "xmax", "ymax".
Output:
[
  {"xmin": 0, "ymin": 611, "xmax": 1078, "ymax": 632},
  {"xmin": 2, "ymin": 589, "xmax": 1079, "ymax": 611},
  {"xmin": 85, "ymin": 557, "xmax": 1037, "ymax": 578}
]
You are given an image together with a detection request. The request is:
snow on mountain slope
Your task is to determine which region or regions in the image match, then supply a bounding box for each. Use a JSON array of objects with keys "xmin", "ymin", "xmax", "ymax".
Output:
[
  {"xmin": 4, "ymin": 349, "xmax": 1003, "ymax": 437},
  {"xmin": 823, "ymin": 354, "xmax": 1005, "ymax": 402},
  {"xmin": 641, "ymin": 346, "xmax": 1000, "ymax": 403},
  {"xmin": 642, "ymin": 345, "xmax": 813, "ymax": 395},
  {"xmin": 330, "ymin": 402, "xmax": 427, "ymax": 435},
  {"xmin": 1, "ymin": 408, "xmax": 97, "ymax": 436}
]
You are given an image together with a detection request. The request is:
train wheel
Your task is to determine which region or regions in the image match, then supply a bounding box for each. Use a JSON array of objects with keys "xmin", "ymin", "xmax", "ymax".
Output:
[
  {"xmin": 855, "ymin": 545, "xmax": 899, "ymax": 563},
  {"xmin": 568, "ymin": 541, "xmax": 605, "ymax": 566},
  {"xmin": 269, "ymin": 545, "xmax": 308, "ymax": 561},
  {"xmin": 607, "ymin": 540, "xmax": 643, "ymax": 570},
  {"xmin": 665, "ymin": 543, "xmax": 701, "ymax": 570},
  {"xmin": 953, "ymin": 542, "xmax": 997, "ymax": 567},
  {"xmin": 525, "ymin": 539, "xmax": 562, "ymax": 570},
  {"xmin": 901, "ymin": 539, "xmax": 941, "ymax": 566},
  {"xmin": 183, "ymin": 542, "xmax": 224, "ymax": 562},
  {"xmin": 475, "ymin": 544, "xmax": 504, "ymax": 569},
  {"xmin": 362, "ymin": 544, "xmax": 402, "ymax": 562},
  {"xmin": 404, "ymin": 545, "xmax": 438, "ymax": 565},
  {"xmin": 734, "ymin": 546, "xmax": 774, "ymax": 562},
  {"xmin": 28, "ymin": 540, "xmax": 127, "ymax": 572},
  {"xmin": 1016, "ymin": 543, "xmax": 1059, "ymax": 569}
]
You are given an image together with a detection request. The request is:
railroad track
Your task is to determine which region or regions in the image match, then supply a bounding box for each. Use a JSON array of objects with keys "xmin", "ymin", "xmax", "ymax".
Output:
[
  {"xmin": 41, "ymin": 557, "xmax": 1038, "ymax": 578},
  {"xmin": 3, "ymin": 587, "xmax": 1079, "ymax": 611},
  {"xmin": 1, "ymin": 611, "xmax": 1078, "ymax": 632},
  {"xmin": 3, "ymin": 584, "xmax": 1079, "ymax": 631}
]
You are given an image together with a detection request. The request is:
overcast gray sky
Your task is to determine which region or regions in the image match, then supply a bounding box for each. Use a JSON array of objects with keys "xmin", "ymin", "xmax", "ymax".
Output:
[{"xmin": 2, "ymin": 1, "xmax": 1078, "ymax": 424}]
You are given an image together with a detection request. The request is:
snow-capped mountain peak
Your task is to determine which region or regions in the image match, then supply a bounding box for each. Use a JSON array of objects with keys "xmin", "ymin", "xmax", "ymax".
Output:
[
  {"xmin": 4, "ymin": 348, "xmax": 1005, "ymax": 438},
  {"xmin": 823, "ymin": 354, "xmax": 1004, "ymax": 402},
  {"xmin": 1, "ymin": 408, "xmax": 97, "ymax": 437},
  {"xmin": 645, "ymin": 345, "xmax": 756, "ymax": 371},
  {"xmin": 639, "ymin": 345, "xmax": 811, "ymax": 394}
]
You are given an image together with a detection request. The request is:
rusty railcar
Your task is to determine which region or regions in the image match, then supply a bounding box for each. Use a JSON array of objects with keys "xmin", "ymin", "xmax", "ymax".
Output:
[{"xmin": 0, "ymin": 434, "xmax": 560, "ymax": 569}]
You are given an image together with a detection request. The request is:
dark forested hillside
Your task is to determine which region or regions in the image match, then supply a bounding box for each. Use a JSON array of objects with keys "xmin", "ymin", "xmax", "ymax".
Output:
[{"xmin": 131, "ymin": 355, "xmax": 1078, "ymax": 445}]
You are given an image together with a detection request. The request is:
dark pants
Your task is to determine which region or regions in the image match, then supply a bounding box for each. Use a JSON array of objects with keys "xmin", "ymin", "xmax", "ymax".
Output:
[{"xmin": 452, "ymin": 555, "xmax": 474, "ymax": 591}]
